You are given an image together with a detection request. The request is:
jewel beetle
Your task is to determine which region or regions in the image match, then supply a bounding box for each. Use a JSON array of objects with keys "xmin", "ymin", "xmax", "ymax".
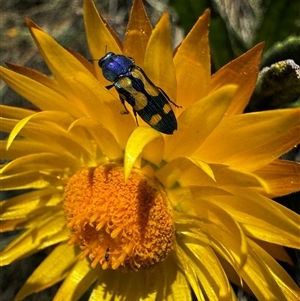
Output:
[{"xmin": 98, "ymin": 52, "xmax": 180, "ymax": 134}]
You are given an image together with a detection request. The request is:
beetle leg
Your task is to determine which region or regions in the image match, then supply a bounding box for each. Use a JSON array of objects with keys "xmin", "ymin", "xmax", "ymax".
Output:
[
  {"xmin": 105, "ymin": 84, "xmax": 114, "ymax": 90},
  {"xmin": 158, "ymin": 87, "xmax": 182, "ymax": 108},
  {"xmin": 132, "ymin": 109, "xmax": 139, "ymax": 125},
  {"xmin": 119, "ymin": 94, "xmax": 130, "ymax": 115},
  {"xmin": 118, "ymin": 94, "xmax": 139, "ymax": 125}
]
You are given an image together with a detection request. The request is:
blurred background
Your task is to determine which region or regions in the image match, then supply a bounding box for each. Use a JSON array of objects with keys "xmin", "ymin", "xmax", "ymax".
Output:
[
  {"xmin": 1, "ymin": 1, "xmax": 299, "ymax": 300},
  {"xmin": 1, "ymin": 0, "xmax": 299, "ymax": 80}
]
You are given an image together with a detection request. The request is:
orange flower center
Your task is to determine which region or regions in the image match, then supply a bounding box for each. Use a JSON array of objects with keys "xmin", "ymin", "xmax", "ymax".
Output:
[{"xmin": 63, "ymin": 164, "xmax": 174, "ymax": 271}]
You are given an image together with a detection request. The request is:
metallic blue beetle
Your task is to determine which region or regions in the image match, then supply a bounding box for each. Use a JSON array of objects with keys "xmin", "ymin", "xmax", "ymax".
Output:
[{"xmin": 98, "ymin": 52, "xmax": 179, "ymax": 134}]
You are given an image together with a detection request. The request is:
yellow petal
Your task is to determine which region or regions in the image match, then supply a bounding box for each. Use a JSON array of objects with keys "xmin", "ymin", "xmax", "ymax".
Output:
[
  {"xmin": 59, "ymin": 122, "xmax": 95, "ymax": 158},
  {"xmin": 6, "ymin": 62, "xmax": 60, "ymax": 92},
  {"xmin": 83, "ymin": 0, "xmax": 122, "ymax": 82},
  {"xmin": 1, "ymin": 152, "xmax": 78, "ymax": 176},
  {"xmin": 175, "ymin": 246, "xmax": 205, "ymax": 300},
  {"xmin": 0, "ymin": 104, "xmax": 34, "ymax": 120},
  {"xmin": 124, "ymin": 126, "xmax": 163, "ymax": 181},
  {"xmin": 254, "ymin": 159, "xmax": 300, "ymax": 197},
  {"xmin": 0, "ymin": 218, "xmax": 29, "ymax": 232},
  {"xmin": 187, "ymin": 157, "xmax": 215, "ymax": 180},
  {"xmin": 0, "ymin": 188, "xmax": 60, "ymax": 220},
  {"xmin": 196, "ymin": 108, "xmax": 300, "ymax": 171},
  {"xmin": 0, "ymin": 170, "xmax": 56, "ymax": 190},
  {"xmin": 169, "ymin": 186, "xmax": 231, "ymax": 212},
  {"xmin": 211, "ymin": 187, "xmax": 300, "ymax": 249},
  {"xmin": 174, "ymin": 9, "xmax": 210, "ymax": 107},
  {"xmin": 68, "ymin": 117, "xmax": 123, "ymax": 160},
  {"xmin": 67, "ymin": 48, "xmax": 97, "ymax": 77},
  {"xmin": 89, "ymin": 270, "xmax": 116, "ymax": 300},
  {"xmin": 0, "ymin": 117, "xmax": 18, "ymax": 137},
  {"xmin": 172, "ymin": 188, "xmax": 248, "ymax": 269},
  {"xmin": 15, "ymin": 244, "xmax": 78, "ymax": 301},
  {"xmin": 164, "ymin": 85, "xmax": 237, "ymax": 161},
  {"xmin": 175, "ymin": 212, "xmax": 211, "ymax": 244},
  {"xmin": 1, "ymin": 140, "xmax": 53, "ymax": 160},
  {"xmin": 158, "ymin": 256, "xmax": 191, "ymax": 300},
  {"xmin": 211, "ymin": 43, "xmax": 264, "ymax": 116},
  {"xmin": 0, "ymin": 67, "xmax": 83, "ymax": 118},
  {"xmin": 177, "ymin": 237, "xmax": 231, "ymax": 301},
  {"xmin": 123, "ymin": 0, "xmax": 152, "ymax": 66},
  {"xmin": 26, "ymin": 20, "xmax": 98, "ymax": 91},
  {"xmin": 89, "ymin": 256, "xmax": 190, "ymax": 300},
  {"xmin": 6, "ymin": 110, "xmax": 73, "ymax": 149},
  {"xmin": 156, "ymin": 157, "xmax": 264, "ymax": 189},
  {"xmin": 247, "ymin": 240, "xmax": 300, "ymax": 301},
  {"xmin": 217, "ymin": 256, "xmax": 248, "ymax": 296},
  {"xmin": 201, "ymin": 206, "xmax": 248, "ymax": 269},
  {"xmin": 240, "ymin": 238, "xmax": 299, "ymax": 301},
  {"xmin": 144, "ymin": 12, "xmax": 177, "ymax": 102},
  {"xmin": 252, "ymin": 239, "xmax": 292, "ymax": 264},
  {"xmin": 0, "ymin": 212, "xmax": 66, "ymax": 264},
  {"xmin": 7, "ymin": 112, "xmax": 37, "ymax": 148},
  {"xmin": 54, "ymin": 258, "xmax": 99, "ymax": 301},
  {"xmin": 155, "ymin": 157, "xmax": 213, "ymax": 188},
  {"xmin": 41, "ymin": 227, "xmax": 70, "ymax": 249},
  {"xmin": 4, "ymin": 111, "xmax": 98, "ymax": 162}
]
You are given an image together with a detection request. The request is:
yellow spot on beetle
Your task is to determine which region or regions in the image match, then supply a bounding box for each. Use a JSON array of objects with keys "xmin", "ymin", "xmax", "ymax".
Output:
[
  {"xmin": 118, "ymin": 77, "xmax": 132, "ymax": 88},
  {"xmin": 163, "ymin": 104, "xmax": 172, "ymax": 114},
  {"xmin": 144, "ymin": 81, "xmax": 159, "ymax": 97},
  {"xmin": 117, "ymin": 76, "xmax": 148, "ymax": 111},
  {"xmin": 132, "ymin": 67, "xmax": 159, "ymax": 97},
  {"xmin": 133, "ymin": 93, "xmax": 148, "ymax": 111},
  {"xmin": 149, "ymin": 114, "xmax": 162, "ymax": 126},
  {"xmin": 131, "ymin": 68, "xmax": 143, "ymax": 80}
]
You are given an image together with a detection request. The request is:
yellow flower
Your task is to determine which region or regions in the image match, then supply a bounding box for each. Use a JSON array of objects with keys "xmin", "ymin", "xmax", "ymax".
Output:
[{"xmin": 1, "ymin": 0, "xmax": 300, "ymax": 300}]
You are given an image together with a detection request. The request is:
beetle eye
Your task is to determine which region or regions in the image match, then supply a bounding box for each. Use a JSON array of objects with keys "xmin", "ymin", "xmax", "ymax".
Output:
[{"xmin": 98, "ymin": 59, "xmax": 104, "ymax": 68}]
